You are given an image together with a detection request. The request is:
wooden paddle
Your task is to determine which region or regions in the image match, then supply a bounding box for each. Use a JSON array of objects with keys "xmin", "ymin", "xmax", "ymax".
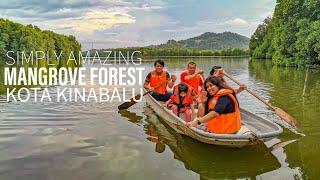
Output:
[
  {"xmin": 224, "ymin": 72, "xmax": 298, "ymax": 126},
  {"xmin": 118, "ymin": 79, "xmax": 169, "ymax": 110}
]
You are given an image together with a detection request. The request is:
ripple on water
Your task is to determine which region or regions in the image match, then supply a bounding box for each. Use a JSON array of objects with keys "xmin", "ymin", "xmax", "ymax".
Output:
[{"xmin": 0, "ymin": 59, "xmax": 318, "ymax": 179}]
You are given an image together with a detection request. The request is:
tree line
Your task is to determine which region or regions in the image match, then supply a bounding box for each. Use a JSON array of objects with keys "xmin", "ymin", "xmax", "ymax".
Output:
[
  {"xmin": 249, "ymin": 0, "xmax": 320, "ymax": 67},
  {"xmin": 91, "ymin": 47, "xmax": 249, "ymax": 57},
  {"xmin": 0, "ymin": 18, "xmax": 81, "ymax": 68},
  {"xmin": 0, "ymin": 18, "xmax": 82, "ymax": 94}
]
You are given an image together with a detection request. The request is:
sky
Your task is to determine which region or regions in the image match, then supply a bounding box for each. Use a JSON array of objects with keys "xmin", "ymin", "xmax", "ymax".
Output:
[{"xmin": 0, "ymin": 0, "xmax": 276, "ymax": 50}]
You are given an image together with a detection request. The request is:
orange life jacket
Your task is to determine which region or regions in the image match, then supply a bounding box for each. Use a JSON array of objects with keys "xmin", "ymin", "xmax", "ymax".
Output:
[
  {"xmin": 172, "ymin": 85, "xmax": 193, "ymax": 106},
  {"xmin": 181, "ymin": 70, "xmax": 203, "ymax": 95},
  {"xmin": 149, "ymin": 71, "xmax": 168, "ymax": 95},
  {"xmin": 207, "ymin": 89, "xmax": 241, "ymax": 134}
]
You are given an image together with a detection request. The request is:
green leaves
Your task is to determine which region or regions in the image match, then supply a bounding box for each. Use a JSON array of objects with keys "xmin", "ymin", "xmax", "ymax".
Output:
[
  {"xmin": 0, "ymin": 18, "xmax": 81, "ymax": 67},
  {"xmin": 249, "ymin": 0, "xmax": 320, "ymax": 66}
]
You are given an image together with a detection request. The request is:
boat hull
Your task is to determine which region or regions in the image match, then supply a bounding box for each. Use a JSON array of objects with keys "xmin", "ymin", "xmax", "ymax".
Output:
[{"xmin": 145, "ymin": 92, "xmax": 283, "ymax": 148}]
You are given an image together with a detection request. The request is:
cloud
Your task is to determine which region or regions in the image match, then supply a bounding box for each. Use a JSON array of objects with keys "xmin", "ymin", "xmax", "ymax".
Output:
[
  {"xmin": 225, "ymin": 18, "xmax": 248, "ymax": 26},
  {"xmin": 132, "ymin": 4, "xmax": 163, "ymax": 11},
  {"xmin": 79, "ymin": 9, "xmax": 173, "ymax": 49},
  {"xmin": 0, "ymin": 0, "xmax": 139, "ymax": 32},
  {"xmin": 163, "ymin": 18, "xmax": 250, "ymax": 33},
  {"xmin": 57, "ymin": 9, "xmax": 136, "ymax": 32},
  {"xmin": 0, "ymin": 0, "xmax": 277, "ymax": 49}
]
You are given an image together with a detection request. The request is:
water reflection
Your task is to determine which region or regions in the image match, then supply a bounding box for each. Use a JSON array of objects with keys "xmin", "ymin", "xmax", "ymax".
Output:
[
  {"xmin": 118, "ymin": 109, "xmax": 167, "ymax": 154},
  {"xmin": 0, "ymin": 57, "xmax": 317, "ymax": 179},
  {"xmin": 118, "ymin": 110, "xmax": 143, "ymax": 124},
  {"xmin": 119, "ymin": 58, "xmax": 313, "ymax": 179},
  {"xmin": 120, "ymin": 106, "xmax": 282, "ymax": 179},
  {"xmin": 249, "ymin": 59, "xmax": 320, "ymax": 179}
]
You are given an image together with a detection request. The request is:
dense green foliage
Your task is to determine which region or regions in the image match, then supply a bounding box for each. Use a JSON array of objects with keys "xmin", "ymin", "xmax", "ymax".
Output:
[
  {"xmin": 91, "ymin": 47, "xmax": 249, "ymax": 57},
  {"xmin": 249, "ymin": 0, "xmax": 320, "ymax": 66},
  {"xmin": 0, "ymin": 18, "xmax": 81, "ymax": 68},
  {"xmin": 149, "ymin": 32, "xmax": 249, "ymax": 50},
  {"xmin": 0, "ymin": 61, "xmax": 4, "ymax": 94},
  {"xmin": 0, "ymin": 18, "xmax": 82, "ymax": 95}
]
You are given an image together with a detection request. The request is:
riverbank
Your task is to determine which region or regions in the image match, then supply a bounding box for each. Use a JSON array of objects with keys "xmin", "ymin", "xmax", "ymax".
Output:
[
  {"xmin": 141, "ymin": 55, "xmax": 249, "ymax": 58},
  {"xmin": 250, "ymin": 59, "xmax": 320, "ymax": 69},
  {"xmin": 86, "ymin": 47, "xmax": 249, "ymax": 59}
]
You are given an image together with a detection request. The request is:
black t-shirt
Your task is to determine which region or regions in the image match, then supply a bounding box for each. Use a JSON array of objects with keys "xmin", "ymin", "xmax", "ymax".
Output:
[{"xmin": 211, "ymin": 95, "xmax": 235, "ymax": 114}]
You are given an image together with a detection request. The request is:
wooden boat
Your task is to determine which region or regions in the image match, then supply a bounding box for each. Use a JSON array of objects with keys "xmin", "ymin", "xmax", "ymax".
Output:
[{"xmin": 144, "ymin": 90, "xmax": 283, "ymax": 148}]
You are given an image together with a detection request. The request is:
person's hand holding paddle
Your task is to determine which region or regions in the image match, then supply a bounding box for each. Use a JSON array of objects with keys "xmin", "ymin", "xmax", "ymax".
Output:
[
  {"xmin": 196, "ymin": 70, "xmax": 204, "ymax": 75},
  {"xmin": 148, "ymin": 86, "xmax": 155, "ymax": 92},
  {"xmin": 118, "ymin": 77, "xmax": 172, "ymax": 110},
  {"xmin": 223, "ymin": 71, "xmax": 298, "ymax": 127},
  {"xmin": 237, "ymin": 84, "xmax": 247, "ymax": 93}
]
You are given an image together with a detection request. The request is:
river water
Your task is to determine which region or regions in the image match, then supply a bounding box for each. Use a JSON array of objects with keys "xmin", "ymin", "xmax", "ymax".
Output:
[{"xmin": 0, "ymin": 58, "xmax": 319, "ymax": 179}]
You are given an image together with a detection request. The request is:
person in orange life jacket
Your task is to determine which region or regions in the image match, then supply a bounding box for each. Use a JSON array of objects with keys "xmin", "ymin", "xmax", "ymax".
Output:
[
  {"xmin": 144, "ymin": 59, "xmax": 176, "ymax": 101},
  {"xmin": 209, "ymin": 66, "xmax": 246, "ymax": 94},
  {"xmin": 164, "ymin": 83, "xmax": 193, "ymax": 122},
  {"xmin": 180, "ymin": 62, "xmax": 204, "ymax": 96},
  {"xmin": 187, "ymin": 76, "xmax": 241, "ymax": 134}
]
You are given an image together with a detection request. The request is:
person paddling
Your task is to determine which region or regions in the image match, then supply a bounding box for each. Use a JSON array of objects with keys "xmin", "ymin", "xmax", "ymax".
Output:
[
  {"xmin": 187, "ymin": 76, "xmax": 241, "ymax": 134},
  {"xmin": 180, "ymin": 62, "xmax": 204, "ymax": 96},
  {"xmin": 164, "ymin": 83, "xmax": 193, "ymax": 122},
  {"xmin": 144, "ymin": 59, "xmax": 176, "ymax": 101},
  {"xmin": 210, "ymin": 66, "xmax": 246, "ymax": 94}
]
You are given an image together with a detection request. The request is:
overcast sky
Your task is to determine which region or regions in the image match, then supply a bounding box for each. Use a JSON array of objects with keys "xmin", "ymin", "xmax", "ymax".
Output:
[{"xmin": 0, "ymin": 0, "xmax": 276, "ymax": 50}]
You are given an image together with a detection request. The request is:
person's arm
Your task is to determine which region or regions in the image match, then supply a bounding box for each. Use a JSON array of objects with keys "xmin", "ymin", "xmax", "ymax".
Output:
[
  {"xmin": 234, "ymin": 89, "xmax": 240, "ymax": 94},
  {"xmin": 144, "ymin": 81, "xmax": 154, "ymax": 91},
  {"xmin": 184, "ymin": 74, "xmax": 197, "ymax": 81},
  {"xmin": 234, "ymin": 84, "xmax": 247, "ymax": 94},
  {"xmin": 184, "ymin": 70, "xmax": 204, "ymax": 81},
  {"xmin": 167, "ymin": 73, "xmax": 176, "ymax": 88},
  {"xmin": 199, "ymin": 111, "xmax": 220, "ymax": 123},
  {"xmin": 195, "ymin": 91, "xmax": 207, "ymax": 117},
  {"xmin": 223, "ymin": 82, "xmax": 246, "ymax": 94},
  {"xmin": 143, "ymin": 73, "xmax": 154, "ymax": 91},
  {"xmin": 189, "ymin": 110, "xmax": 220, "ymax": 127},
  {"xmin": 220, "ymin": 70, "xmax": 246, "ymax": 94},
  {"xmin": 143, "ymin": 81, "xmax": 149, "ymax": 89},
  {"xmin": 163, "ymin": 99, "xmax": 171, "ymax": 108},
  {"xmin": 197, "ymin": 102, "xmax": 206, "ymax": 117},
  {"xmin": 188, "ymin": 96, "xmax": 233, "ymax": 127}
]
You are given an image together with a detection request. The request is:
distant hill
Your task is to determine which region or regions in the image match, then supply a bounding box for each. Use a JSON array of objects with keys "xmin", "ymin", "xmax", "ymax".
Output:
[
  {"xmin": 148, "ymin": 32, "xmax": 249, "ymax": 50},
  {"xmin": 90, "ymin": 31, "xmax": 250, "ymax": 57}
]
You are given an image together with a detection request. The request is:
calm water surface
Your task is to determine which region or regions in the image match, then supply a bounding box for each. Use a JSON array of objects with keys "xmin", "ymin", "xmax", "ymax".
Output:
[{"xmin": 0, "ymin": 58, "xmax": 319, "ymax": 179}]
